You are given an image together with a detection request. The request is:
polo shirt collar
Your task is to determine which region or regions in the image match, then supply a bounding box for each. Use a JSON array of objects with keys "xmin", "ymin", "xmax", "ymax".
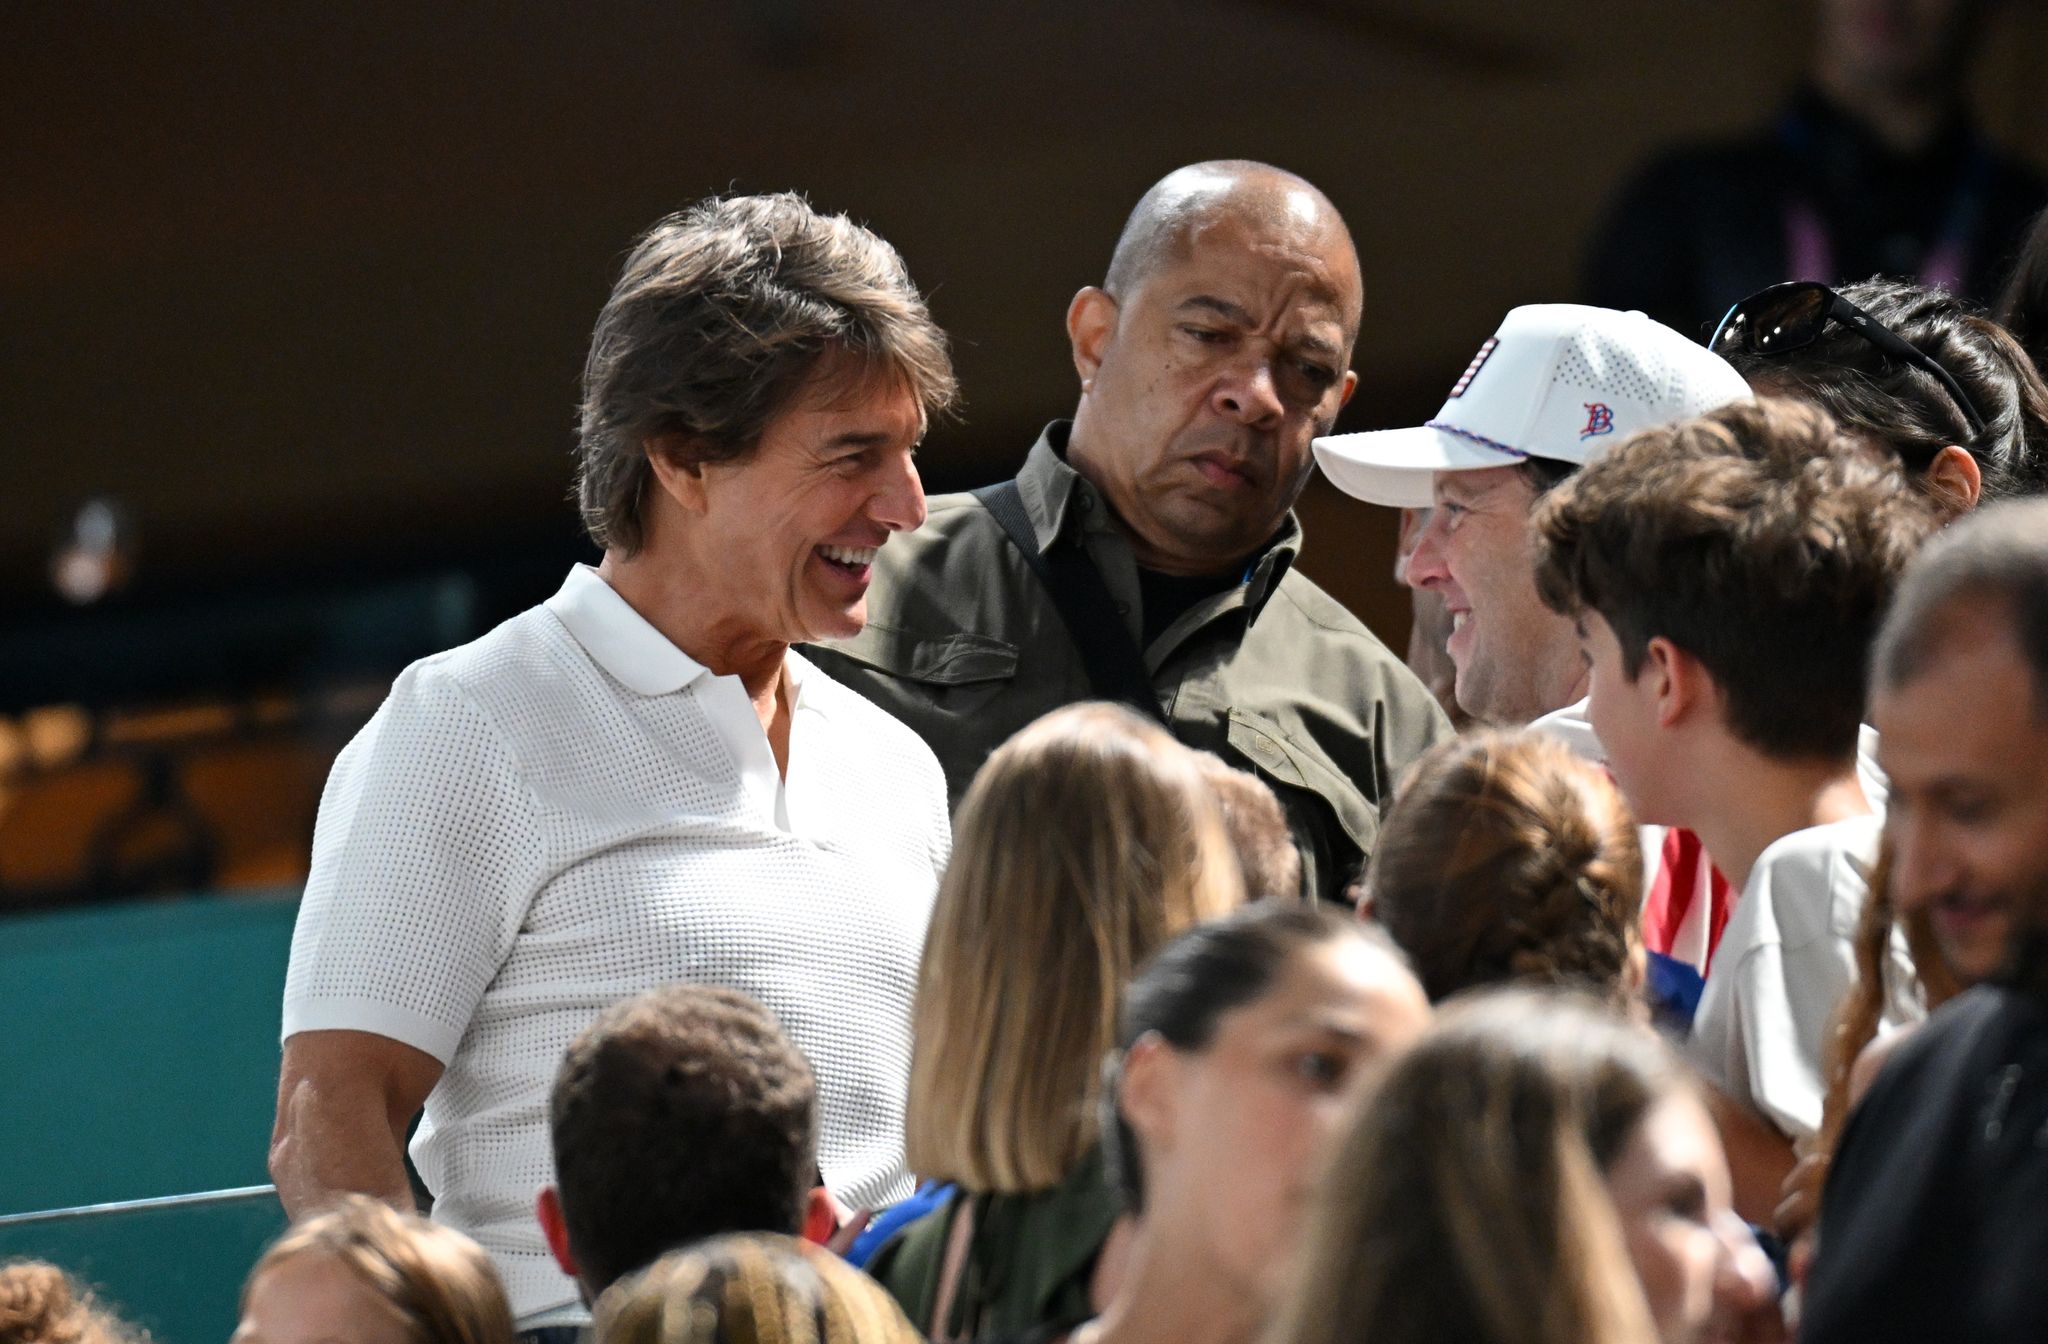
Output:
[
  {"xmin": 545, "ymin": 564, "xmax": 712, "ymax": 697},
  {"xmin": 1014, "ymin": 420, "xmax": 1304, "ymax": 618}
]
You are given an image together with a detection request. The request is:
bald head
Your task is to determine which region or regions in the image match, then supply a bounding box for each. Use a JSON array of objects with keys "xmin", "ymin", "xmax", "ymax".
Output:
[{"xmin": 1103, "ymin": 160, "xmax": 1362, "ymax": 337}]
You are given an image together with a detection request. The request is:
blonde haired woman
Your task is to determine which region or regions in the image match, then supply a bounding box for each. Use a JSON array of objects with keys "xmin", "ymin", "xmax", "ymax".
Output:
[
  {"xmin": 1271, "ymin": 991, "xmax": 1780, "ymax": 1344},
  {"xmin": 232, "ymin": 1194, "xmax": 515, "ymax": 1344},
  {"xmin": 869, "ymin": 702, "xmax": 1246, "ymax": 1340}
]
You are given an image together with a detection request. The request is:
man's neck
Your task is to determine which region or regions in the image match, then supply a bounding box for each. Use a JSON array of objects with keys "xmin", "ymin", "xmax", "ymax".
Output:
[
  {"xmin": 596, "ymin": 550, "xmax": 788, "ymax": 701},
  {"xmin": 1687, "ymin": 746, "xmax": 1871, "ymax": 890}
]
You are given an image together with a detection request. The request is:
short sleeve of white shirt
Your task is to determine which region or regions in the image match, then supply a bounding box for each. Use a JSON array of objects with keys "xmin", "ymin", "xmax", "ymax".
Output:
[
  {"xmin": 283, "ymin": 659, "xmax": 547, "ymax": 1063},
  {"xmin": 1685, "ymin": 815, "xmax": 1886, "ymax": 1142},
  {"xmin": 278, "ymin": 566, "xmax": 950, "ymax": 1324}
]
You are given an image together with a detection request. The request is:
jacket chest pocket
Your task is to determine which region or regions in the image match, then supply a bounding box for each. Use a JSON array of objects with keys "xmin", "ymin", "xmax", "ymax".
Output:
[
  {"xmin": 1225, "ymin": 709, "xmax": 1380, "ymax": 859},
  {"xmin": 820, "ymin": 624, "xmax": 1022, "ymax": 711}
]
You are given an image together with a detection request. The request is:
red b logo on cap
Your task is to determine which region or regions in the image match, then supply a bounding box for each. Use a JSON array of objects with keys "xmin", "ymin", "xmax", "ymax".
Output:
[{"xmin": 1581, "ymin": 403, "xmax": 1615, "ymax": 439}]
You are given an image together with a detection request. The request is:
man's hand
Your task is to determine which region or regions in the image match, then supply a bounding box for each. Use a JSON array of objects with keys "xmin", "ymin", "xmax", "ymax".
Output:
[{"xmin": 270, "ymin": 1029, "xmax": 444, "ymax": 1218}]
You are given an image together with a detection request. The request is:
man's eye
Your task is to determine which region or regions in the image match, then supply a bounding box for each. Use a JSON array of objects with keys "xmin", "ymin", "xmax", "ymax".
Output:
[
  {"xmin": 1665, "ymin": 1189, "xmax": 1708, "ymax": 1223},
  {"xmin": 1181, "ymin": 326, "xmax": 1229, "ymax": 343},
  {"xmin": 1946, "ymin": 795, "xmax": 1996, "ymax": 824},
  {"xmin": 1296, "ymin": 362, "xmax": 1337, "ymax": 390},
  {"xmin": 1294, "ymin": 1052, "xmax": 1346, "ymax": 1087}
]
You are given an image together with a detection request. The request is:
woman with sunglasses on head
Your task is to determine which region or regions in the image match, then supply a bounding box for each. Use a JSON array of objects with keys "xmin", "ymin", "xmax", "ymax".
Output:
[
  {"xmin": 1271, "ymin": 990, "xmax": 1781, "ymax": 1344},
  {"xmin": 1713, "ymin": 277, "xmax": 2048, "ymax": 517}
]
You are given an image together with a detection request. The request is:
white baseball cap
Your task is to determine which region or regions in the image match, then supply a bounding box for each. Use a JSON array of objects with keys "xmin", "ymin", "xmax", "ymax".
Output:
[{"xmin": 1313, "ymin": 304, "xmax": 1752, "ymax": 508}]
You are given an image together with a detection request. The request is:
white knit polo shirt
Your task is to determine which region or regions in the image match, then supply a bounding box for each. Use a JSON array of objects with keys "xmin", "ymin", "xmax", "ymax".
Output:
[{"xmin": 282, "ymin": 564, "xmax": 949, "ymax": 1323}]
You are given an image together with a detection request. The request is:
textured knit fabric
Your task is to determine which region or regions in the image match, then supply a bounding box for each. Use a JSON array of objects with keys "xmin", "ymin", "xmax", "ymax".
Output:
[
  {"xmin": 806, "ymin": 422, "xmax": 1453, "ymax": 902},
  {"xmin": 1685, "ymin": 815, "xmax": 1919, "ymax": 1142},
  {"xmin": 283, "ymin": 564, "xmax": 950, "ymax": 1322}
]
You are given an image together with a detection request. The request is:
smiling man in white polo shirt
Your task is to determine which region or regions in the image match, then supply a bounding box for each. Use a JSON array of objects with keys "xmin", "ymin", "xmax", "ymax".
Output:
[{"xmin": 271, "ymin": 194, "xmax": 959, "ymax": 1332}]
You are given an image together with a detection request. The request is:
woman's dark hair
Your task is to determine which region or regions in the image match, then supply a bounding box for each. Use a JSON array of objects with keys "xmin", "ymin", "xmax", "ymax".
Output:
[
  {"xmin": 1997, "ymin": 206, "xmax": 2048, "ymax": 383},
  {"xmin": 1101, "ymin": 901, "xmax": 1396, "ymax": 1211},
  {"xmin": 1725, "ymin": 276, "xmax": 2048, "ymax": 501}
]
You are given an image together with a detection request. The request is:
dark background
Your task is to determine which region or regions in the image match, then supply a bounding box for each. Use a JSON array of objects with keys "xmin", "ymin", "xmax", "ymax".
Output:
[
  {"xmin": 22, "ymin": 1, "xmax": 2048, "ymax": 627},
  {"xmin": 2, "ymin": 1, "xmax": 2046, "ymax": 898}
]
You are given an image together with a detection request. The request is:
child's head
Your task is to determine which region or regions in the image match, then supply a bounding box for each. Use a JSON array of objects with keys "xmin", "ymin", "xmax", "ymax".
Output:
[
  {"xmin": 1364, "ymin": 729, "xmax": 1641, "ymax": 1007},
  {"xmin": 234, "ymin": 1196, "xmax": 515, "ymax": 1344},
  {"xmin": 0, "ymin": 1261, "xmax": 142, "ymax": 1344},
  {"xmin": 1533, "ymin": 396, "xmax": 1934, "ymax": 822}
]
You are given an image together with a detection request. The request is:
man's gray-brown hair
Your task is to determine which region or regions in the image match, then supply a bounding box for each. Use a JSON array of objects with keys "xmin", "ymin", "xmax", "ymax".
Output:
[
  {"xmin": 1872, "ymin": 496, "xmax": 2048, "ymax": 713},
  {"xmin": 576, "ymin": 193, "xmax": 959, "ymax": 554}
]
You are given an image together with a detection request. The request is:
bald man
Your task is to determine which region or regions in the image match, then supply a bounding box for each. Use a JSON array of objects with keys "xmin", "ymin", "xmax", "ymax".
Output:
[{"xmin": 810, "ymin": 162, "xmax": 1450, "ymax": 900}]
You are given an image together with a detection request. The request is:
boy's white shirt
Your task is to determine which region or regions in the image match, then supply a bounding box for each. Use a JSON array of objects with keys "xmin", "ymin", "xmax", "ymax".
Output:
[
  {"xmin": 1682, "ymin": 813, "xmax": 1921, "ymax": 1143},
  {"xmin": 1532, "ymin": 700, "xmax": 1890, "ymax": 979}
]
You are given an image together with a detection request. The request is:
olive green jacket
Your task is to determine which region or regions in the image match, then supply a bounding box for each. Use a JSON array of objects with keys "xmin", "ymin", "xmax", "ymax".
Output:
[
  {"xmin": 807, "ymin": 423, "xmax": 1453, "ymax": 900},
  {"xmin": 867, "ymin": 1147, "xmax": 1122, "ymax": 1341}
]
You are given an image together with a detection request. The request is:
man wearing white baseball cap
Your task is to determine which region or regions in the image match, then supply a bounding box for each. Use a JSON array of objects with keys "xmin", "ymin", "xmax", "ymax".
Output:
[
  {"xmin": 1319, "ymin": 306, "xmax": 1751, "ymax": 1027},
  {"xmin": 1316, "ymin": 304, "xmax": 1751, "ymax": 728}
]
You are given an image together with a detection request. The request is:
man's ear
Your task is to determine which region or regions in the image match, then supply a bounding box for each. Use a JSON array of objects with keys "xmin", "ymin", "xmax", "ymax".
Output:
[
  {"xmin": 1644, "ymin": 636, "xmax": 1715, "ymax": 731},
  {"xmin": 1117, "ymin": 1032, "xmax": 1180, "ymax": 1158},
  {"xmin": 643, "ymin": 433, "xmax": 712, "ymax": 516},
  {"xmin": 1923, "ymin": 444, "xmax": 1983, "ymax": 520},
  {"xmin": 1337, "ymin": 367, "xmax": 1359, "ymax": 411},
  {"xmin": 536, "ymin": 1186, "xmax": 579, "ymax": 1279},
  {"xmin": 1067, "ymin": 286, "xmax": 1119, "ymax": 391}
]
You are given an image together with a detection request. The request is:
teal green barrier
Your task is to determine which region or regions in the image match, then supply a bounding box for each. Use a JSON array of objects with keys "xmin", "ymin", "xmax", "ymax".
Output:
[
  {"xmin": 0, "ymin": 890, "xmax": 299, "ymax": 1212},
  {"xmin": 0, "ymin": 1187, "xmax": 286, "ymax": 1344}
]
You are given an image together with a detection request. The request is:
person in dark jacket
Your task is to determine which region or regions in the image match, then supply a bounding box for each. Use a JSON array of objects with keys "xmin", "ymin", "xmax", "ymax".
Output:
[
  {"xmin": 1585, "ymin": 0, "xmax": 2044, "ymax": 338},
  {"xmin": 1803, "ymin": 496, "xmax": 2048, "ymax": 1343}
]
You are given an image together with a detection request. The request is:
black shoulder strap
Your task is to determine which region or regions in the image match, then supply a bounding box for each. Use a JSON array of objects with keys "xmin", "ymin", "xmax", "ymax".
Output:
[{"xmin": 973, "ymin": 479, "xmax": 1164, "ymax": 722}]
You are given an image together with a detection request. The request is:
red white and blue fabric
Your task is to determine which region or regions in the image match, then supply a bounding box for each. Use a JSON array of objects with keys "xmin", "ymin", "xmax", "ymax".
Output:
[{"xmin": 1642, "ymin": 826, "xmax": 1733, "ymax": 1026}]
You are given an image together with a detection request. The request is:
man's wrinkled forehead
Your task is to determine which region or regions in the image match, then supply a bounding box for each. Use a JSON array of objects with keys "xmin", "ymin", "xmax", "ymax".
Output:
[
  {"xmin": 1433, "ymin": 465, "xmax": 1535, "ymax": 510},
  {"xmin": 1176, "ymin": 199, "xmax": 1360, "ymax": 327},
  {"xmin": 1113, "ymin": 167, "xmax": 1362, "ymax": 338}
]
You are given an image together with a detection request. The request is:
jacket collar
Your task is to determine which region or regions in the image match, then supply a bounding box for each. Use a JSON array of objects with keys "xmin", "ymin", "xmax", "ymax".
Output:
[{"xmin": 1011, "ymin": 421, "xmax": 1302, "ymax": 612}]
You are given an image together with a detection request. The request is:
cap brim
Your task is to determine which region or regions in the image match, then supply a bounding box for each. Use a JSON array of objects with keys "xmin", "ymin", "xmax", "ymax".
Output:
[{"xmin": 1313, "ymin": 425, "xmax": 1526, "ymax": 508}]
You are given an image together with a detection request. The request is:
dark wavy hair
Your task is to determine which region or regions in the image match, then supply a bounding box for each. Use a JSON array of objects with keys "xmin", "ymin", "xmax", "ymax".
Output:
[{"xmin": 1723, "ymin": 277, "xmax": 2048, "ymax": 502}]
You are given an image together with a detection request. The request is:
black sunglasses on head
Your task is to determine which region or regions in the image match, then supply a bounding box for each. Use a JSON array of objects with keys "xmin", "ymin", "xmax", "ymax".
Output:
[{"xmin": 1709, "ymin": 280, "xmax": 1988, "ymax": 439}]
